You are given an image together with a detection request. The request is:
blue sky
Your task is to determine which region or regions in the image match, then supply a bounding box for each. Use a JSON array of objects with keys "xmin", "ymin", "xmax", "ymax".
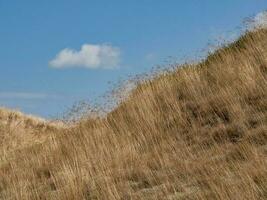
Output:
[{"xmin": 0, "ymin": 0, "xmax": 266, "ymax": 118}]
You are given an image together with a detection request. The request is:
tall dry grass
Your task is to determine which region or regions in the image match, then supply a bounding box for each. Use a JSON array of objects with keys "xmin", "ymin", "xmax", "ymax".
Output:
[{"xmin": 0, "ymin": 28, "xmax": 267, "ymax": 200}]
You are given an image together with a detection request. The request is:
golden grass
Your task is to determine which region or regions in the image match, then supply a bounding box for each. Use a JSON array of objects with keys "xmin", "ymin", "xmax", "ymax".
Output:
[{"xmin": 0, "ymin": 28, "xmax": 267, "ymax": 200}]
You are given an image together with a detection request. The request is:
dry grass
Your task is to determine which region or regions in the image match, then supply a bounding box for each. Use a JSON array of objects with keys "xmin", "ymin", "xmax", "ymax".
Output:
[{"xmin": 0, "ymin": 28, "xmax": 267, "ymax": 200}]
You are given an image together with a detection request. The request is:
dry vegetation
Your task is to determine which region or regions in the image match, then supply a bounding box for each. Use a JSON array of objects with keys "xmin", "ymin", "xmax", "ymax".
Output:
[{"xmin": 0, "ymin": 29, "xmax": 267, "ymax": 200}]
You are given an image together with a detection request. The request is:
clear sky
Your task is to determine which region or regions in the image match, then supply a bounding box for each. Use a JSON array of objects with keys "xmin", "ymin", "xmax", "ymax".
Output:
[{"xmin": 0, "ymin": 0, "xmax": 266, "ymax": 118}]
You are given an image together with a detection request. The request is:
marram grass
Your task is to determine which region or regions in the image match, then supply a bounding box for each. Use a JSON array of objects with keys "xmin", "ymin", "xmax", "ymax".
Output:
[{"xmin": 0, "ymin": 29, "xmax": 267, "ymax": 200}]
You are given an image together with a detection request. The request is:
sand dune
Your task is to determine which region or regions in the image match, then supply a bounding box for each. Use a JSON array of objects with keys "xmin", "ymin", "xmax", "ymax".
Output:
[{"xmin": 0, "ymin": 28, "xmax": 266, "ymax": 199}]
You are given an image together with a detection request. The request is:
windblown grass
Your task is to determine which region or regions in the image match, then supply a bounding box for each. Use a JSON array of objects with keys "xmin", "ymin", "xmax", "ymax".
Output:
[{"xmin": 0, "ymin": 28, "xmax": 267, "ymax": 200}]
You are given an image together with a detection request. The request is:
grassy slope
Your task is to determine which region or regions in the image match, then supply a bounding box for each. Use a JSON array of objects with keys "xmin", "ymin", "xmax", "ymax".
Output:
[
  {"xmin": 0, "ymin": 108, "xmax": 62, "ymax": 157},
  {"xmin": 0, "ymin": 29, "xmax": 266, "ymax": 200}
]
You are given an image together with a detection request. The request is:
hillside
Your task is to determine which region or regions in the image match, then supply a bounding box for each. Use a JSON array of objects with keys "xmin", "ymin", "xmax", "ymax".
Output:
[
  {"xmin": 0, "ymin": 28, "xmax": 266, "ymax": 200},
  {"xmin": 0, "ymin": 108, "xmax": 63, "ymax": 158}
]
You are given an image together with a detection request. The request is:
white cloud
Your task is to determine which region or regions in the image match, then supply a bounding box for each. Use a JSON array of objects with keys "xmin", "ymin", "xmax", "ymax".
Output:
[
  {"xmin": 249, "ymin": 11, "xmax": 267, "ymax": 30},
  {"xmin": 145, "ymin": 53, "xmax": 157, "ymax": 62},
  {"xmin": 0, "ymin": 92, "xmax": 59, "ymax": 100},
  {"xmin": 49, "ymin": 43, "xmax": 121, "ymax": 69}
]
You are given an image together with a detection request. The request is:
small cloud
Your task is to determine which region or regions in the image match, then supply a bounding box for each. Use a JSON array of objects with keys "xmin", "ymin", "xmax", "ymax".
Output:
[
  {"xmin": 246, "ymin": 11, "xmax": 267, "ymax": 30},
  {"xmin": 0, "ymin": 92, "xmax": 60, "ymax": 100},
  {"xmin": 49, "ymin": 43, "xmax": 121, "ymax": 69},
  {"xmin": 145, "ymin": 53, "xmax": 157, "ymax": 62}
]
